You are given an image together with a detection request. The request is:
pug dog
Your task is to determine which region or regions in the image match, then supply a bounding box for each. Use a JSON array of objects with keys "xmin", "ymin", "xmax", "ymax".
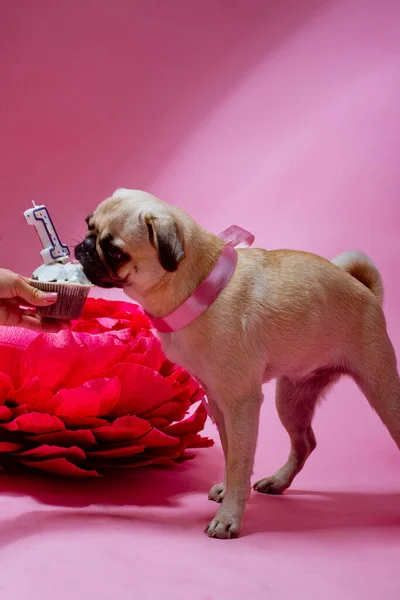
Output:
[{"xmin": 75, "ymin": 188, "xmax": 400, "ymax": 539}]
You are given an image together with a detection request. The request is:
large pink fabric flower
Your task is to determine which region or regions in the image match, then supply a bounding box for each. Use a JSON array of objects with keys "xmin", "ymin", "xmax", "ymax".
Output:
[{"xmin": 0, "ymin": 298, "xmax": 213, "ymax": 477}]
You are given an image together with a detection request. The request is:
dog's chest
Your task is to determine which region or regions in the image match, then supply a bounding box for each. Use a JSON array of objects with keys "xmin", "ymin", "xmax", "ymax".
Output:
[{"xmin": 158, "ymin": 332, "xmax": 202, "ymax": 378}]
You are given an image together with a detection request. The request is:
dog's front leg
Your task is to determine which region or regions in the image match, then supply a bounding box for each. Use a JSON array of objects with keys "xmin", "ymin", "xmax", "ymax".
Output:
[{"xmin": 205, "ymin": 385, "xmax": 263, "ymax": 539}]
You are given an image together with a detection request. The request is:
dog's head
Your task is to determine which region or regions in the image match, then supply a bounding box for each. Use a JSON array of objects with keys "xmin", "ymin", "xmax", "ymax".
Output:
[{"xmin": 74, "ymin": 189, "xmax": 186, "ymax": 291}]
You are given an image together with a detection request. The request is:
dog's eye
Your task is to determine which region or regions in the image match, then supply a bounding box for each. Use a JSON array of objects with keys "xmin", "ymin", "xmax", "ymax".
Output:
[
  {"xmin": 100, "ymin": 236, "xmax": 129, "ymax": 265},
  {"xmin": 106, "ymin": 247, "xmax": 125, "ymax": 262}
]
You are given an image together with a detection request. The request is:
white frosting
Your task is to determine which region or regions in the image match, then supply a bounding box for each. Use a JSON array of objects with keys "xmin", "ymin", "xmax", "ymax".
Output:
[{"xmin": 32, "ymin": 262, "xmax": 91, "ymax": 285}]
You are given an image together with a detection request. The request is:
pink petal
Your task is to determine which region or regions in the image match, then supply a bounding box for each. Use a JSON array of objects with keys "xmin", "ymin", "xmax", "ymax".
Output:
[
  {"xmin": 1, "ymin": 412, "xmax": 65, "ymax": 433},
  {"xmin": 19, "ymin": 445, "xmax": 86, "ymax": 462},
  {"xmin": 66, "ymin": 346, "xmax": 127, "ymax": 388},
  {"xmin": 109, "ymin": 363, "xmax": 174, "ymax": 416},
  {"xmin": 94, "ymin": 415, "xmax": 151, "ymax": 442},
  {"xmin": 20, "ymin": 330, "xmax": 84, "ymax": 390},
  {"xmin": 19, "ymin": 458, "xmax": 100, "ymax": 477},
  {"xmin": 53, "ymin": 378, "xmax": 121, "ymax": 418},
  {"xmin": 0, "ymin": 442, "xmax": 23, "ymax": 452},
  {"xmin": 27, "ymin": 429, "xmax": 96, "ymax": 447}
]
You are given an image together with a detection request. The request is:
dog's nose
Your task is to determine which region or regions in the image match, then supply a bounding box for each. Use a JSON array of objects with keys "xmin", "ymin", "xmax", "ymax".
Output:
[{"xmin": 74, "ymin": 236, "xmax": 96, "ymax": 260}]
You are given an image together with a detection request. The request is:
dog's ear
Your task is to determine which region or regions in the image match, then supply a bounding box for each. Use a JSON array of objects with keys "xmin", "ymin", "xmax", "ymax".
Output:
[{"xmin": 145, "ymin": 214, "xmax": 185, "ymax": 272}]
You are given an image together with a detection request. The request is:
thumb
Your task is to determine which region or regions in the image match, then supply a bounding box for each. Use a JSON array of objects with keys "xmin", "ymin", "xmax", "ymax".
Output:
[{"xmin": 15, "ymin": 278, "xmax": 58, "ymax": 307}]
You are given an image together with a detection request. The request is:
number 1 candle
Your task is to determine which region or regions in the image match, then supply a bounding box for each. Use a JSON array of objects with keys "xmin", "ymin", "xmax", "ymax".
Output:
[{"xmin": 24, "ymin": 201, "xmax": 70, "ymax": 264}]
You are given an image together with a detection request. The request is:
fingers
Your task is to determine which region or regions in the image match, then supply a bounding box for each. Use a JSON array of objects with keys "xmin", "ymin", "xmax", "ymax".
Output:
[
  {"xmin": 1, "ymin": 300, "xmax": 69, "ymax": 332},
  {"xmin": 17, "ymin": 312, "xmax": 70, "ymax": 332},
  {"xmin": 17, "ymin": 314, "xmax": 69, "ymax": 333},
  {"xmin": 13, "ymin": 277, "xmax": 58, "ymax": 307}
]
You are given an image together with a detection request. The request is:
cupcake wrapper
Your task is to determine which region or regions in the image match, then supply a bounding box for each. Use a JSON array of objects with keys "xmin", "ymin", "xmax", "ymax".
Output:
[{"xmin": 29, "ymin": 280, "xmax": 91, "ymax": 320}]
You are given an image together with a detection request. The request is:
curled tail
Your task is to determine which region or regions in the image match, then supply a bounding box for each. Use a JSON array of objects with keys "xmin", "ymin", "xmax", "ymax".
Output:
[{"xmin": 332, "ymin": 250, "xmax": 383, "ymax": 305}]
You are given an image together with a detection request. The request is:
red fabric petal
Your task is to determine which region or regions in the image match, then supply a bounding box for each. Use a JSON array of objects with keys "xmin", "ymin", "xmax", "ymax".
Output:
[
  {"xmin": 95, "ymin": 318, "xmax": 138, "ymax": 332},
  {"xmin": 79, "ymin": 298, "xmax": 111, "ymax": 319},
  {"xmin": 1, "ymin": 412, "xmax": 65, "ymax": 433},
  {"xmin": 144, "ymin": 400, "xmax": 189, "ymax": 422},
  {"xmin": 0, "ymin": 406, "xmax": 12, "ymax": 420},
  {"xmin": 66, "ymin": 345, "xmax": 127, "ymax": 388},
  {"xmin": 53, "ymin": 378, "xmax": 121, "ymax": 418},
  {"xmin": 126, "ymin": 333, "xmax": 165, "ymax": 371},
  {"xmin": 0, "ymin": 327, "xmax": 38, "ymax": 385},
  {"xmin": 116, "ymin": 456, "xmax": 177, "ymax": 469},
  {"xmin": 87, "ymin": 444, "xmax": 145, "ymax": 458},
  {"xmin": 79, "ymin": 298, "xmax": 144, "ymax": 321},
  {"xmin": 15, "ymin": 378, "xmax": 56, "ymax": 413},
  {"xmin": 112, "ymin": 311, "xmax": 150, "ymax": 332},
  {"xmin": 60, "ymin": 416, "xmax": 109, "ymax": 429},
  {"xmin": 148, "ymin": 417, "xmax": 169, "ymax": 429},
  {"xmin": 20, "ymin": 330, "xmax": 84, "ymax": 390},
  {"xmin": 138, "ymin": 428, "xmax": 179, "ymax": 448},
  {"xmin": 19, "ymin": 445, "xmax": 86, "ymax": 462},
  {"xmin": 163, "ymin": 403, "xmax": 207, "ymax": 436},
  {"xmin": 109, "ymin": 363, "xmax": 174, "ymax": 416},
  {"xmin": 165, "ymin": 368, "xmax": 201, "ymax": 401},
  {"xmin": 76, "ymin": 329, "xmax": 132, "ymax": 350},
  {"xmin": 94, "ymin": 415, "xmax": 151, "ymax": 442},
  {"xmin": 0, "ymin": 299, "xmax": 211, "ymax": 477},
  {"xmin": 71, "ymin": 319, "xmax": 108, "ymax": 334},
  {"xmin": 27, "ymin": 429, "xmax": 96, "ymax": 447},
  {"xmin": 0, "ymin": 373, "xmax": 14, "ymax": 404},
  {"xmin": 11, "ymin": 405, "xmax": 29, "ymax": 417},
  {"xmin": 19, "ymin": 458, "xmax": 100, "ymax": 477},
  {"xmin": 181, "ymin": 433, "xmax": 214, "ymax": 449},
  {"xmin": 0, "ymin": 442, "xmax": 23, "ymax": 452}
]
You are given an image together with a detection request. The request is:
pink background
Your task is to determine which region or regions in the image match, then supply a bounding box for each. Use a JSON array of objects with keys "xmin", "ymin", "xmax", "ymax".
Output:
[{"xmin": 1, "ymin": 0, "xmax": 400, "ymax": 598}]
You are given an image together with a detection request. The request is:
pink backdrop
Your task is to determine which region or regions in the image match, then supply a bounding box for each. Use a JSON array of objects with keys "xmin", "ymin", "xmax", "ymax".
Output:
[{"xmin": 1, "ymin": 1, "xmax": 400, "ymax": 599}]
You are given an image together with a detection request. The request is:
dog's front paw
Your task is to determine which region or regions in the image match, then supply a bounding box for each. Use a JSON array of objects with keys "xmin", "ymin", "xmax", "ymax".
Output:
[
  {"xmin": 208, "ymin": 482, "xmax": 225, "ymax": 503},
  {"xmin": 205, "ymin": 507, "xmax": 241, "ymax": 539}
]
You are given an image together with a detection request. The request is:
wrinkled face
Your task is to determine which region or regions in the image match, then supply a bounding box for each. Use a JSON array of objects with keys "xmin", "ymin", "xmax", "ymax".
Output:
[{"xmin": 75, "ymin": 189, "xmax": 185, "ymax": 291}]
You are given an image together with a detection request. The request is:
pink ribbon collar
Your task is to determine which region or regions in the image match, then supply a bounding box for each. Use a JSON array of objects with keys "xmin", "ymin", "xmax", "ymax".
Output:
[{"xmin": 147, "ymin": 225, "xmax": 255, "ymax": 333}]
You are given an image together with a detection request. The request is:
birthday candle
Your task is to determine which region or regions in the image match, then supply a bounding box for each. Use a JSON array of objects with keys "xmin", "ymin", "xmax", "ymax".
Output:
[{"xmin": 24, "ymin": 201, "xmax": 70, "ymax": 264}]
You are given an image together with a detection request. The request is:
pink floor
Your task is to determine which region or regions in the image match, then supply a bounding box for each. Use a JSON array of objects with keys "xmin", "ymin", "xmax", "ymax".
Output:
[
  {"xmin": 1, "ymin": 0, "xmax": 400, "ymax": 598},
  {"xmin": 1, "ymin": 375, "xmax": 400, "ymax": 599}
]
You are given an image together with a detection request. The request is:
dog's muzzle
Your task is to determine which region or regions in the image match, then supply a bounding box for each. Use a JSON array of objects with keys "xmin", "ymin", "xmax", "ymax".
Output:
[{"xmin": 75, "ymin": 237, "xmax": 123, "ymax": 288}]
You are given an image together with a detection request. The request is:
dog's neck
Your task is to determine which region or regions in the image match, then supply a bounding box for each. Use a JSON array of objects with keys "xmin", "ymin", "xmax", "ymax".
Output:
[{"xmin": 125, "ymin": 228, "xmax": 225, "ymax": 319}]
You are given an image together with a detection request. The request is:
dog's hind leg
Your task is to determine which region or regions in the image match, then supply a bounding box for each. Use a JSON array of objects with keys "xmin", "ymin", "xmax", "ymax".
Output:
[
  {"xmin": 352, "ymin": 328, "xmax": 400, "ymax": 450},
  {"xmin": 254, "ymin": 369, "xmax": 341, "ymax": 495}
]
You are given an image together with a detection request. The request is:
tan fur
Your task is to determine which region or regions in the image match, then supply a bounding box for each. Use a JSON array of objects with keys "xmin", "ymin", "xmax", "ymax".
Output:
[{"xmin": 86, "ymin": 189, "xmax": 400, "ymax": 539}]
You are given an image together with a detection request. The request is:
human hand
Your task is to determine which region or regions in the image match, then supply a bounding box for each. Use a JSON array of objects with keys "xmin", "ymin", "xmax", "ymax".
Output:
[{"xmin": 0, "ymin": 268, "xmax": 69, "ymax": 332}]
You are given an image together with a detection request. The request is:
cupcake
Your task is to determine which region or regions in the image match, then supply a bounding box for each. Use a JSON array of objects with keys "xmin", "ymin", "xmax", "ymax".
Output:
[{"xmin": 30, "ymin": 261, "xmax": 92, "ymax": 319}]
